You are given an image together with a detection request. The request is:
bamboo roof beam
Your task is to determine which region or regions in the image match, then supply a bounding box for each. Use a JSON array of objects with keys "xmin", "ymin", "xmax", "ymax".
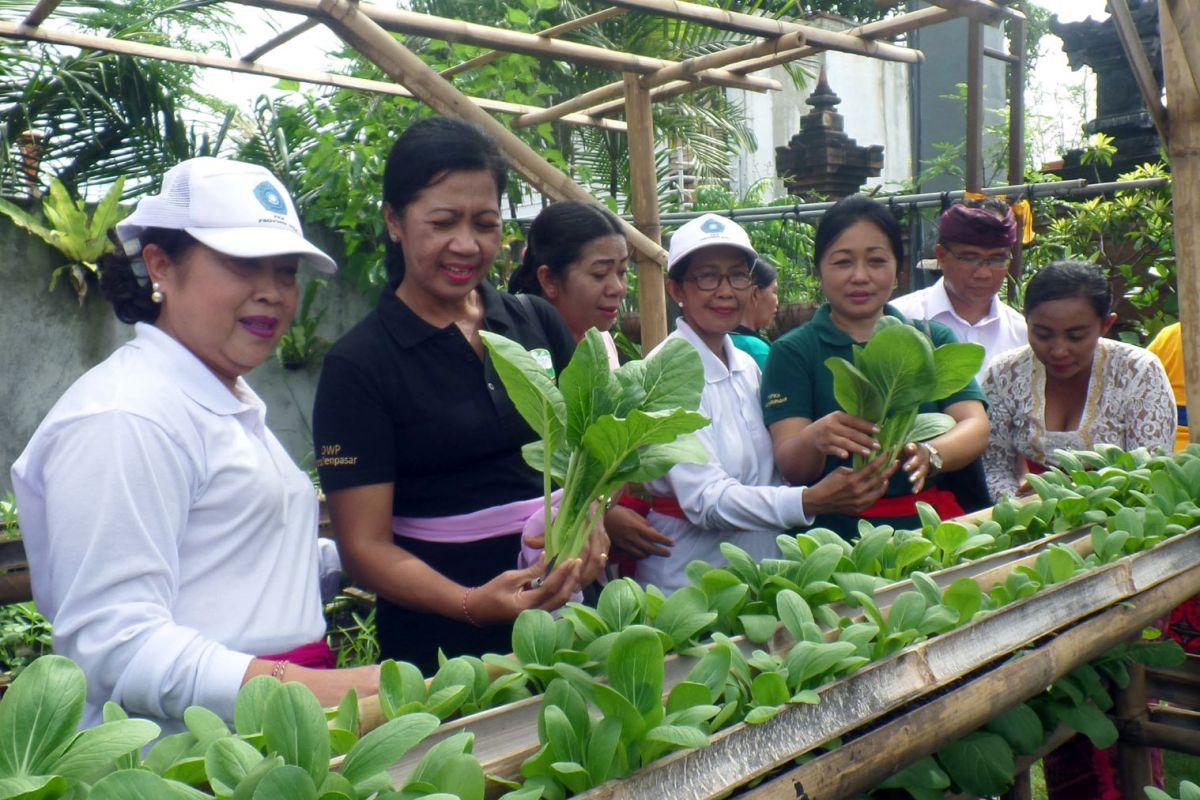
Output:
[
  {"xmin": 601, "ymin": 0, "xmax": 923, "ymax": 63},
  {"xmin": 440, "ymin": 7, "xmax": 626, "ymax": 79},
  {"xmin": 240, "ymin": 19, "xmax": 320, "ymax": 63},
  {"xmin": 513, "ymin": 30, "xmax": 804, "ymax": 129},
  {"xmin": 578, "ymin": 6, "xmax": 955, "ymax": 119},
  {"xmin": 21, "ymin": 0, "xmax": 62, "ymax": 27},
  {"xmin": 309, "ymin": 0, "xmax": 667, "ymax": 268},
  {"xmin": 921, "ymin": 0, "xmax": 1025, "ymax": 24},
  {"xmin": 246, "ymin": 0, "xmax": 781, "ymax": 92},
  {"xmin": 1109, "ymin": 0, "xmax": 1168, "ymax": 142},
  {"xmin": 0, "ymin": 21, "xmax": 626, "ymax": 131},
  {"xmin": 727, "ymin": 6, "xmax": 953, "ymax": 76}
]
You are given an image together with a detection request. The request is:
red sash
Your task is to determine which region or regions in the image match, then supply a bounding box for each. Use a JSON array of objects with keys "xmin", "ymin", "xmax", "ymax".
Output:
[
  {"xmin": 649, "ymin": 495, "xmax": 688, "ymax": 520},
  {"xmin": 259, "ymin": 639, "xmax": 337, "ymax": 669},
  {"xmin": 860, "ymin": 487, "xmax": 965, "ymax": 520},
  {"xmin": 1024, "ymin": 458, "xmax": 1048, "ymax": 475}
]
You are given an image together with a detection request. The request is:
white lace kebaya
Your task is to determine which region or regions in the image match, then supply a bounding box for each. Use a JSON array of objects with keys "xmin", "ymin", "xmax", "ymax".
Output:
[{"xmin": 979, "ymin": 338, "xmax": 1176, "ymax": 500}]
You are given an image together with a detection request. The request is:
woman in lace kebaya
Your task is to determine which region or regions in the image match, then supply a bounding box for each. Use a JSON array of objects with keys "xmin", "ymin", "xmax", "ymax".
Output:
[{"xmin": 980, "ymin": 260, "xmax": 1176, "ymax": 500}]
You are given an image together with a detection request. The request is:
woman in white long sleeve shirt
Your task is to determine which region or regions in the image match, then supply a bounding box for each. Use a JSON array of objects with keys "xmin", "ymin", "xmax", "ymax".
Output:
[
  {"xmin": 11, "ymin": 158, "xmax": 379, "ymax": 734},
  {"xmin": 636, "ymin": 215, "xmax": 894, "ymax": 593}
]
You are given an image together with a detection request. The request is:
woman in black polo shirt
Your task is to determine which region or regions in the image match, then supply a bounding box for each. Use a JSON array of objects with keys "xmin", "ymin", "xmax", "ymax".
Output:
[{"xmin": 313, "ymin": 118, "xmax": 607, "ymax": 672}]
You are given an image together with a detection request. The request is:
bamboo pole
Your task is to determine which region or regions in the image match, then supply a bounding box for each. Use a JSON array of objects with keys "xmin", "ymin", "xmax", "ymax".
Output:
[
  {"xmin": 0, "ymin": 22, "xmax": 626, "ymax": 131},
  {"xmin": 513, "ymin": 31, "xmax": 804, "ymax": 129},
  {"xmin": 20, "ymin": 0, "xmax": 62, "ymax": 27},
  {"xmin": 965, "ymin": 19, "xmax": 984, "ymax": 192},
  {"xmin": 240, "ymin": 19, "xmax": 320, "ymax": 63},
  {"xmin": 599, "ymin": 0, "xmax": 922, "ymax": 63},
  {"xmin": 736, "ymin": 564, "xmax": 1200, "ymax": 800},
  {"xmin": 246, "ymin": 0, "xmax": 779, "ymax": 92},
  {"xmin": 310, "ymin": 0, "xmax": 667, "ymax": 269},
  {"xmin": 922, "ymin": 0, "xmax": 1025, "ymax": 23},
  {"xmin": 1109, "ymin": 0, "xmax": 1169, "ymax": 143},
  {"xmin": 1162, "ymin": 0, "xmax": 1200, "ymax": 444},
  {"xmin": 440, "ymin": 8, "xmax": 626, "ymax": 78},
  {"xmin": 624, "ymin": 73, "xmax": 668, "ymax": 350},
  {"xmin": 1163, "ymin": 0, "xmax": 1200, "ymax": 99}
]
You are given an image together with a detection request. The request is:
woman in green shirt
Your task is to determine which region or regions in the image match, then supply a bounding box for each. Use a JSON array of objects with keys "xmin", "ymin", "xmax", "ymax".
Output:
[
  {"xmin": 729, "ymin": 256, "xmax": 778, "ymax": 369},
  {"xmin": 761, "ymin": 195, "xmax": 990, "ymax": 538}
]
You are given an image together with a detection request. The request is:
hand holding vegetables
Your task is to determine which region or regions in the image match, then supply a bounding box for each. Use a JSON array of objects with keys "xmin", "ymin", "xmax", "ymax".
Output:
[
  {"xmin": 802, "ymin": 449, "xmax": 899, "ymax": 517},
  {"xmin": 605, "ymin": 504, "xmax": 674, "ymax": 559},
  {"xmin": 807, "ymin": 410, "xmax": 882, "ymax": 461},
  {"xmin": 464, "ymin": 554, "xmax": 582, "ymax": 625}
]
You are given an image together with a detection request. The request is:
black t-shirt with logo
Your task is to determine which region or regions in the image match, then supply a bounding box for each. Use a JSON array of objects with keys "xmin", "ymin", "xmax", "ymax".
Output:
[{"xmin": 313, "ymin": 280, "xmax": 574, "ymax": 670}]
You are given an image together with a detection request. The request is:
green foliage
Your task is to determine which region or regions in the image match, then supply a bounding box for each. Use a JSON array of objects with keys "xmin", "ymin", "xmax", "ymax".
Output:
[
  {"xmin": 276, "ymin": 279, "xmax": 329, "ymax": 370},
  {"xmin": 0, "ymin": 491, "xmax": 19, "ymax": 539},
  {"xmin": 0, "ymin": 601, "xmax": 53, "ymax": 676},
  {"xmin": 0, "ymin": 177, "xmax": 128, "ymax": 302},
  {"xmin": 1024, "ymin": 159, "xmax": 1176, "ymax": 342},
  {"xmin": 824, "ymin": 316, "xmax": 983, "ymax": 468},
  {"xmin": 481, "ymin": 328, "xmax": 710, "ymax": 563}
]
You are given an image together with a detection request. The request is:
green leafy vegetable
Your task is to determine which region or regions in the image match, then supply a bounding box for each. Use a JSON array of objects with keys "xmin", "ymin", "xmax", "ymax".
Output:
[
  {"xmin": 481, "ymin": 328, "xmax": 710, "ymax": 563},
  {"xmin": 824, "ymin": 317, "xmax": 984, "ymax": 468}
]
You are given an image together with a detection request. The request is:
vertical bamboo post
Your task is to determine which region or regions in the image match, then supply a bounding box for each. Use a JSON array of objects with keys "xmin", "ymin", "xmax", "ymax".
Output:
[
  {"xmin": 965, "ymin": 19, "xmax": 985, "ymax": 192},
  {"xmin": 1002, "ymin": 771, "xmax": 1032, "ymax": 800},
  {"xmin": 624, "ymin": 73, "xmax": 668, "ymax": 351},
  {"xmin": 1006, "ymin": 10, "xmax": 1026, "ymax": 294},
  {"xmin": 1161, "ymin": 0, "xmax": 1200, "ymax": 444},
  {"xmin": 1114, "ymin": 662, "xmax": 1153, "ymax": 796}
]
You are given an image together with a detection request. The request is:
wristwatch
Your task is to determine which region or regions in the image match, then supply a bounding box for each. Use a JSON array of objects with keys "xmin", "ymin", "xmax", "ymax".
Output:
[{"xmin": 924, "ymin": 443, "xmax": 944, "ymax": 476}]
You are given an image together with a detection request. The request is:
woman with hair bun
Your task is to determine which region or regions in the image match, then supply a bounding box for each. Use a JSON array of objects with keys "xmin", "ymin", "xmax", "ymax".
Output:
[
  {"xmin": 981, "ymin": 259, "xmax": 1176, "ymax": 500},
  {"xmin": 729, "ymin": 256, "xmax": 779, "ymax": 369},
  {"xmin": 312, "ymin": 118, "xmax": 608, "ymax": 672},
  {"xmin": 11, "ymin": 157, "xmax": 380, "ymax": 735},
  {"xmin": 508, "ymin": 200, "xmax": 628, "ymax": 367}
]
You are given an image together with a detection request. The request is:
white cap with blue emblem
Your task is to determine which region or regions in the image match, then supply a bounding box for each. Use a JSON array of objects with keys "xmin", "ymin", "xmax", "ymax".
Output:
[
  {"xmin": 115, "ymin": 157, "xmax": 337, "ymax": 274},
  {"xmin": 666, "ymin": 212, "xmax": 758, "ymax": 280}
]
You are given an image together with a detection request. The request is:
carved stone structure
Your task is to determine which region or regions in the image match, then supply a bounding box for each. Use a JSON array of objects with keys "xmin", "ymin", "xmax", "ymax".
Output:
[
  {"xmin": 1049, "ymin": 1, "xmax": 1163, "ymax": 180},
  {"xmin": 775, "ymin": 67, "xmax": 883, "ymax": 198}
]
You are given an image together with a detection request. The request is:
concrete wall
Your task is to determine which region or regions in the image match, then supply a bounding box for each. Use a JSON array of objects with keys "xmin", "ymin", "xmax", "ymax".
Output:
[
  {"xmin": 728, "ymin": 15, "xmax": 915, "ymax": 199},
  {"xmin": 0, "ymin": 213, "xmax": 373, "ymax": 490}
]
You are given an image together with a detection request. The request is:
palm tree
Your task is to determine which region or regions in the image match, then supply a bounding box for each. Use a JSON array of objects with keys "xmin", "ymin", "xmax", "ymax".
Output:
[{"xmin": 0, "ymin": 0, "xmax": 239, "ymax": 199}]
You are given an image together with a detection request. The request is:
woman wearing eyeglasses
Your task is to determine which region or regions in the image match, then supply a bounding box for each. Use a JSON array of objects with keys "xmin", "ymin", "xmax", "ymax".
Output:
[
  {"xmin": 890, "ymin": 199, "xmax": 1027, "ymax": 379},
  {"xmin": 762, "ymin": 195, "xmax": 990, "ymax": 539},
  {"xmin": 636, "ymin": 214, "xmax": 895, "ymax": 592}
]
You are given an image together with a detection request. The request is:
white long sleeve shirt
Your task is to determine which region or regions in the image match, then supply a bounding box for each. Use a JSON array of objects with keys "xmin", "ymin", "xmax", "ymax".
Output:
[
  {"xmin": 639, "ymin": 320, "xmax": 811, "ymax": 593},
  {"xmin": 12, "ymin": 323, "xmax": 327, "ymax": 733},
  {"xmin": 889, "ymin": 278, "xmax": 1027, "ymax": 379}
]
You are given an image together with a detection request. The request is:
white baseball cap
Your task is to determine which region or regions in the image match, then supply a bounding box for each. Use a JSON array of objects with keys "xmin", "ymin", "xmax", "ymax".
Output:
[
  {"xmin": 116, "ymin": 157, "xmax": 337, "ymax": 274},
  {"xmin": 666, "ymin": 213, "xmax": 758, "ymax": 279}
]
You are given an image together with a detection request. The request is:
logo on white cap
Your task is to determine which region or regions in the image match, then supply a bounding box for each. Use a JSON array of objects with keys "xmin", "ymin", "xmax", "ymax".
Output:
[
  {"xmin": 700, "ymin": 217, "xmax": 726, "ymax": 234},
  {"xmin": 254, "ymin": 181, "xmax": 288, "ymax": 215}
]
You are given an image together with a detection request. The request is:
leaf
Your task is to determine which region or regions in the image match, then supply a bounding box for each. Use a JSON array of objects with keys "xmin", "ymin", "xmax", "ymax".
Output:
[
  {"xmin": 206, "ymin": 737, "xmax": 265, "ymax": 796},
  {"xmin": 1053, "ymin": 702, "xmax": 1118, "ymax": 748},
  {"xmin": 339, "ymin": 712, "xmax": 439, "ymax": 787},
  {"xmin": 984, "ymin": 703, "xmax": 1044, "ymax": 755},
  {"xmin": 0, "ymin": 775, "xmax": 68, "ymax": 799},
  {"xmin": 928, "ymin": 342, "xmax": 985, "ymax": 400},
  {"xmin": 250, "ymin": 764, "xmax": 318, "ymax": 800},
  {"xmin": 261, "ymin": 682, "xmax": 330, "ymax": 786},
  {"xmin": 652, "ymin": 586, "xmax": 717, "ymax": 648},
  {"xmin": 854, "ymin": 322, "xmax": 938, "ymax": 413},
  {"xmin": 738, "ymin": 614, "xmax": 779, "ymax": 644},
  {"xmin": 597, "ymin": 578, "xmax": 643, "ymax": 631},
  {"xmin": 607, "ymin": 626, "xmax": 664, "ymax": 723},
  {"xmin": 52, "ymin": 718, "xmax": 160, "ymax": 785},
  {"xmin": 479, "ymin": 331, "xmax": 566, "ymax": 451},
  {"xmin": 643, "ymin": 724, "xmax": 709, "ymax": 750},
  {"xmin": 89, "ymin": 769, "xmax": 184, "ymax": 800},
  {"xmin": 234, "ymin": 676, "xmax": 278, "ymax": 735},
  {"xmin": 559, "ymin": 329, "xmax": 621, "ymax": 448},
  {"xmin": 937, "ymin": 731, "xmax": 1014, "ymax": 796},
  {"xmin": 513, "ymin": 609, "xmax": 559, "ymax": 667},
  {"xmin": 0, "ymin": 655, "xmax": 85, "ymax": 777},
  {"xmin": 942, "ymin": 578, "xmax": 984, "ymax": 624},
  {"xmin": 585, "ymin": 717, "xmax": 623, "ymax": 785},
  {"xmin": 824, "ymin": 357, "xmax": 884, "ymax": 421},
  {"xmin": 615, "ymin": 338, "xmax": 705, "ymax": 415},
  {"xmin": 908, "ymin": 412, "xmax": 956, "ymax": 442},
  {"xmin": 750, "ymin": 673, "xmax": 790, "ymax": 707}
]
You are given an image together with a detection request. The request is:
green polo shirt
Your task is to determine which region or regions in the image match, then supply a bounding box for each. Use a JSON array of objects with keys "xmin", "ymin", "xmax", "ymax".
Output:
[{"xmin": 761, "ymin": 303, "xmax": 986, "ymax": 537}]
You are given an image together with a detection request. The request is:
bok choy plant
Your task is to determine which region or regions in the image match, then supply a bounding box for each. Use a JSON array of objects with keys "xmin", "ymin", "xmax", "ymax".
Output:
[
  {"xmin": 481, "ymin": 328, "xmax": 711, "ymax": 564},
  {"xmin": 824, "ymin": 317, "xmax": 983, "ymax": 469}
]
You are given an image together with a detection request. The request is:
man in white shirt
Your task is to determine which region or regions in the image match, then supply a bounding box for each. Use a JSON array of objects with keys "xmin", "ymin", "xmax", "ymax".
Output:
[{"xmin": 891, "ymin": 199, "xmax": 1027, "ymax": 378}]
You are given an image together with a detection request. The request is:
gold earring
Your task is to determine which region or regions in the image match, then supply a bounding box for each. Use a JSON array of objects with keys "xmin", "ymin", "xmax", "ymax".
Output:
[{"xmin": 151, "ymin": 282, "xmax": 163, "ymax": 304}]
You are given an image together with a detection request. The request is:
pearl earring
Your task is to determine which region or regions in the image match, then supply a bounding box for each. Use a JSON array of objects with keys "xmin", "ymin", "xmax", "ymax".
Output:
[{"xmin": 150, "ymin": 282, "xmax": 163, "ymax": 304}]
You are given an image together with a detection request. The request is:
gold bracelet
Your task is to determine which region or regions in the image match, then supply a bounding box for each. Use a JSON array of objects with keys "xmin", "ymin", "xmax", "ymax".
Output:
[
  {"xmin": 462, "ymin": 587, "xmax": 482, "ymax": 627},
  {"xmin": 271, "ymin": 660, "xmax": 289, "ymax": 681}
]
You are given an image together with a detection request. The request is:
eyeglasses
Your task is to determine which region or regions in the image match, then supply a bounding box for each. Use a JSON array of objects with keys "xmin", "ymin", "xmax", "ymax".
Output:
[
  {"xmin": 687, "ymin": 270, "xmax": 754, "ymax": 290},
  {"xmin": 945, "ymin": 247, "xmax": 1012, "ymax": 271}
]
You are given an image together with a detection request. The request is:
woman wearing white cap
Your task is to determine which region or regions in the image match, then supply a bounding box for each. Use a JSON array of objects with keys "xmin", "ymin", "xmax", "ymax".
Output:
[
  {"xmin": 635, "ymin": 213, "xmax": 895, "ymax": 593},
  {"xmin": 11, "ymin": 157, "xmax": 379, "ymax": 734}
]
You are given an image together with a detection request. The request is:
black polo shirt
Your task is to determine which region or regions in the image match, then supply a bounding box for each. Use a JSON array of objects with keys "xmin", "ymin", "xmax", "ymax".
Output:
[{"xmin": 313, "ymin": 280, "xmax": 575, "ymax": 517}]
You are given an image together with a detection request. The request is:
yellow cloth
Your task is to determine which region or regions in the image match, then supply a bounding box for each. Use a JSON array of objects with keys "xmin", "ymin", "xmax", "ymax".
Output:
[
  {"xmin": 1147, "ymin": 322, "xmax": 1190, "ymax": 451},
  {"xmin": 961, "ymin": 192, "xmax": 1035, "ymax": 245}
]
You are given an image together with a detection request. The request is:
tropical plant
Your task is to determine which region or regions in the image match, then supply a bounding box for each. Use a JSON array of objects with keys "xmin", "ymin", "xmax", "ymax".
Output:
[
  {"xmin": 0, "ymin": 175, "xmax": 127, "ymax": 301},
  {"xmin": 276, "ymin": 278, "xmax": 329, "ymax": 370},
  {"xmin": 0, "ymin": 602, "xmax": 53, "ymax": 676},
  {"xmin": 0, "ymin": 0, "xmax": 239, "ymax": 198}
]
